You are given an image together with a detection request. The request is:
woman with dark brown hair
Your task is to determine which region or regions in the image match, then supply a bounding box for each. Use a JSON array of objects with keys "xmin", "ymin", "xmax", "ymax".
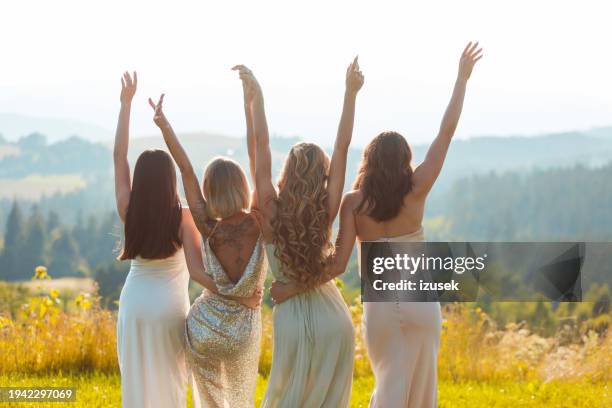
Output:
[
  {"xmin": 273, "ymin": 42, "xmax": 483, "ymax": 407},
  {"xmin": 114, "ymin": 72, "xmax": 258, "ymax": 408},
  {"xmin": 233, "ymin": 58, "xmax": 364, "ymax": 407}
]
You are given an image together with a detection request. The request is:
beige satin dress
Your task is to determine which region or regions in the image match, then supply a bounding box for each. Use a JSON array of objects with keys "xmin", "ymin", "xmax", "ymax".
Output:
[{"xmin": 362, "ymin": 228, "xmax": 442, "ymax": 408}]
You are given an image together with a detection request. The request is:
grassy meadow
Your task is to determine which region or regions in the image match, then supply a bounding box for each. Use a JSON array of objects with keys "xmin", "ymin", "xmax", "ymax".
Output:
[{"xmin": 0, "ymin": 268, "xmax": 610, "ymax": 407}]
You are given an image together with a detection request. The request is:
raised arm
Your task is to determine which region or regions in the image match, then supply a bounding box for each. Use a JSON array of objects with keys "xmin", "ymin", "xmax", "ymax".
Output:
[
  {"xmin": 233, "ymin": 65, "xmax": 276, "ymax": 213},
  {"xmin": 113, "ymin": 71, "xmax": 137, "ymax": 222},
  {"xmin": 412, "ymin": 42, "xmax": 483, "ymax": 195},
  {"xmin": 326, "ymin": 57, "xmax": 364, "ymax": 223},
  {"xmin": 233, "ymin": 65, "xmax": 258, "ymax": 207},
  {"xmin": 236, "ymin": 68, "xmax": 257, "ymax": 185},
  {"xmin": 148, "ymin": 94, "xmax": 212, "ymax": 237},
  {"xmin": 326, "ymin": 191, "xmax": 359, "ymax": 278}
]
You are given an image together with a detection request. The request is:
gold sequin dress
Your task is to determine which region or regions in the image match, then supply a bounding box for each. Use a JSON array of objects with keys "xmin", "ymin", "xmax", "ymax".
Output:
[{"xmin": 185, "ymin": 235, "xmax": 266, "ymax": 408}]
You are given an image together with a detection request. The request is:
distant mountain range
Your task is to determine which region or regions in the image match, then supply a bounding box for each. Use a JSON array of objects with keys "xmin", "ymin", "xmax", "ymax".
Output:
[
  {"xmin": 0, "ymin": 124, "xmax": 611, "ymax": 236},
  {"xmin": 0, "ymin": 113, "xmax": 112, "ymax": 142},
  {"xmin": 0, "ymin": 122, "xmax": 611, "ymax": 201}
]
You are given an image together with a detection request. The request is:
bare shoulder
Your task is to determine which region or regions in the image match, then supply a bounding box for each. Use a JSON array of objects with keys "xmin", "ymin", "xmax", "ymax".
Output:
[
  {"xmin": 180, "ymin": 207, "xmax": 196, "ymax": 225},
  {"xmin": 342, "ymin": 190, "xmax": 363, "ymax": 212},
  {"xmin": 411, "ymin": 164, "xmax": 434, "ymax": 198},
  {"xmin": 182, "ymin": 205, "xmax": 213, "ymax": 237}
]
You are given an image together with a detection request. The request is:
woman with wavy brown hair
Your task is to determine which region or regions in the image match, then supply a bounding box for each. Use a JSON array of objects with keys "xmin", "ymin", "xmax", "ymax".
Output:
[
  {"xmin": 273, "ymin": 42, "xmax": 483, "ymax": 408},
  {"xmin": 233, "ymin": 58, "xmax": 364, "ymax": 407}
]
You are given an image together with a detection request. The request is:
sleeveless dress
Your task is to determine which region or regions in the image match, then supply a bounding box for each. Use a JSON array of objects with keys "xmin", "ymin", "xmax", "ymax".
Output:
[
  {"xmin": 117, "ymin": 248, "xmax": 191, "ymax": 408},
  {"xmin": 361, "ymin": 228, "xmax": 442, "ymax": 408},
  {"xmin": 262, "ymin": 243, "xmax": 355, "ymax": 408},
  {"xmin": 186, "ymin": 234, "xmax": 266, "ymax": 408}
]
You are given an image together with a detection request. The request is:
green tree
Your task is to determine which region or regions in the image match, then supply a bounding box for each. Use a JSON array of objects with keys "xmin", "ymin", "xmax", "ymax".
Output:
[
  {"xmin": 23, "ymin": 205, "xmax": 47, "ymax": 276},
  {"xmin": 47, "ymin": 210, "xmax": 60, "ymax": 233},
  {"xmin": 0, "ymin": 200, "xmax": 26, "ymax": 280},
  {"xmin": 49, "ymin": 229, "xmax": 84, "ymax": 277}
]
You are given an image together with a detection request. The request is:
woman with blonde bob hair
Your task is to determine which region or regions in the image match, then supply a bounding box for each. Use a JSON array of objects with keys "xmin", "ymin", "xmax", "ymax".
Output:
[
  {"xmin": 202, "ymin": 157, "xmax": 250, "ymax": 219},
  {"xmin": 233, "ymin": 58, "xmax": 364, "ymax": 407},
  {"xmin": 148, "ymin": 87, "xmax": 266, "ymax": 407}
]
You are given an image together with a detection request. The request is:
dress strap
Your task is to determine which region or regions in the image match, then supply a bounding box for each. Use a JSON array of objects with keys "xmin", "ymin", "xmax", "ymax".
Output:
[
  {"xmin": 206, "ymin": 220, "xmax": 220, "ymax": 243},
  {"xmin": 250, "ymin": 209, "xmax": 264, "ymax": 231}
]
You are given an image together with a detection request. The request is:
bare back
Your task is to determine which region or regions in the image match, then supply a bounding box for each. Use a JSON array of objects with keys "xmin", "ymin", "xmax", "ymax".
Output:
[
  {"xmin": 353, "ymin": 190, "xmax": 426, "ymax": 242},
  {"xmin": 205, "ymin": 212, "xmax": 262, "ymax": 283}
]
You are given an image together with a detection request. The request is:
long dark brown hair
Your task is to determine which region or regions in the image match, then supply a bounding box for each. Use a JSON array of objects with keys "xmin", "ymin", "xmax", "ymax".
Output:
[
  {"xmin": 353, "ymin": 131, "xmax": 413, "ymax": 221},
  {"xmin": 119, "ymin": 149, "xmax": 182, "ymax": 260}
]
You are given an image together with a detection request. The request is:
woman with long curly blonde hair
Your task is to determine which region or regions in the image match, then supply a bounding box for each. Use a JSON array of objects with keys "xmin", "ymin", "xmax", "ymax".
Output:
[{"xmin": 233, "ymin": 59, "xmax": 364, "ymax": 407}]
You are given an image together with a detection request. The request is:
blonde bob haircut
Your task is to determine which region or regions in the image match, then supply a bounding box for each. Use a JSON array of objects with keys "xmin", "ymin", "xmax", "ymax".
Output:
[{"xmin": 203, "ymin": 157, "xmax": 250, "ymax": 219}]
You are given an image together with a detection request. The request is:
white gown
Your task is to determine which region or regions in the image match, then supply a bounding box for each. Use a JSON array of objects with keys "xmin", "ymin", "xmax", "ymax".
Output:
[
  {"xmin": 362, "ymin": 228, "xmax": 442, "ymax": 408},
  {"xmin": 117, "ymin": 248, "xmax": 191, "ymax": 408}
]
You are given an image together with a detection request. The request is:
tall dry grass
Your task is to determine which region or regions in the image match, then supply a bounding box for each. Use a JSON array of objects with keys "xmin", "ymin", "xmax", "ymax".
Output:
[
  {"xmin": 0, "ymin": 268, "xmax": 610, "ymax": 385},
  {"xmin": 0, "ymin": 267, "xmax": 116, "ymax": 374}
]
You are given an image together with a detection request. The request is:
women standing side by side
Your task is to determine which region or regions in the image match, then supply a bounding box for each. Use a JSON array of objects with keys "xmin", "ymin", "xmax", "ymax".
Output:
[
  {"xmin": 272, "ymin": 42, "xmax": 483, "ymax": 408},
  {"xmin": 148, "ymin": 87, "xmax": 265, "ymax": 407},
  {"xmin": 234, "ymin": 58, "xmax": 364, "ymax": 407},
  {"xmin": 114, "ymin": 72, "xmax": 235, "ymax": 408}
]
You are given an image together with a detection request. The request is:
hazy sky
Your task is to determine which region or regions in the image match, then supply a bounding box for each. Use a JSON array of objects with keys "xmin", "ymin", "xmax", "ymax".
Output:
[{"xmin": 1, "ymin": 0, "xmax": 611, "ymax": 146}]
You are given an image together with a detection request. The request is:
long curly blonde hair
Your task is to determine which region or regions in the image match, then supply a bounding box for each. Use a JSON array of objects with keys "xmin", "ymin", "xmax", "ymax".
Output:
[{"xmin": 273, "ymin": 142, "xmax": 332, "ymax": 287}]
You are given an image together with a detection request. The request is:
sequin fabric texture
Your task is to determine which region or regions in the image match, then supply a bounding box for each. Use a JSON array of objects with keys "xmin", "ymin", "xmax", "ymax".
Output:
[{"xmin": 185, "ymin": 235, "xmax": 266, "ymax": 407}]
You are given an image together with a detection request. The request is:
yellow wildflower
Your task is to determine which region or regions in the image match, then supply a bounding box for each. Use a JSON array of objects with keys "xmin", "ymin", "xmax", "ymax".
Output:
[
  {"xmin": 0, "ymin": 316, "xmax": 12, "ymax": 329},
  {"xmin": 33, "ymin": 266, "xmax": 48, "ymax": 280},
  {"xmin": 50, "ymin": 289, "xmax": 60, "ymax": 299},
  {"xmin": 75, "ymin": 293, "xmax": 93, "ymax": 310}
]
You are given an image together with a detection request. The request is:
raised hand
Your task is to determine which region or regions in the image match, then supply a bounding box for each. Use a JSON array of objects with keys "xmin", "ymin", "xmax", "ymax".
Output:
[
  {"xmin": 148, "ymin": 94, "xmax": 170, "ymax": 129},
  {"xmin": 232, "ymin": 65, "xmax": 262, "ymax": 106},
  {"xmin": 120, "ymin": 71, "xmax": 137, "ymax": 105},
  {"xmin": 345, "ymin": 56, "xmax": 364, "ymax": 96},
  {"xmin": 458, "ymin": 42, "xmax": 483, "ymax": 82}
]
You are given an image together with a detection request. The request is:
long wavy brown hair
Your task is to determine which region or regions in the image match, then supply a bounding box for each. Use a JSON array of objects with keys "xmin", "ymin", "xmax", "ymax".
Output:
[
  {"xmin": 272, "ymin": 142, "xmax": 332, "ymax": 287},
  {"xmin": 119, "ymin": 149, "xmax": 182, "ymax": 260},
  {"xmin": 354, "ymin": 131, "xmax": 413, "ymax": 221}
]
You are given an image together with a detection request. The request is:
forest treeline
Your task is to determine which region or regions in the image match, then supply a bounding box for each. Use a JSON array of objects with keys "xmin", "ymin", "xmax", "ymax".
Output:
[
  {"xmin": 1, "ymin": 131, "xmax": 611, "ymax": 306},
  {"xmin": 2, "ymin": 129, "xmax": 611, "ymax": 229},
  {"xmin": 1, "ymin": 160, "xmax": 610, "ymax": 291},
  {"xmin": 0, "ymin": 201, "xmax": 121, "ymax": 280},
  {"xmin": 433, "ymin": 162, "xmax": 612, "ymax": 241}
]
